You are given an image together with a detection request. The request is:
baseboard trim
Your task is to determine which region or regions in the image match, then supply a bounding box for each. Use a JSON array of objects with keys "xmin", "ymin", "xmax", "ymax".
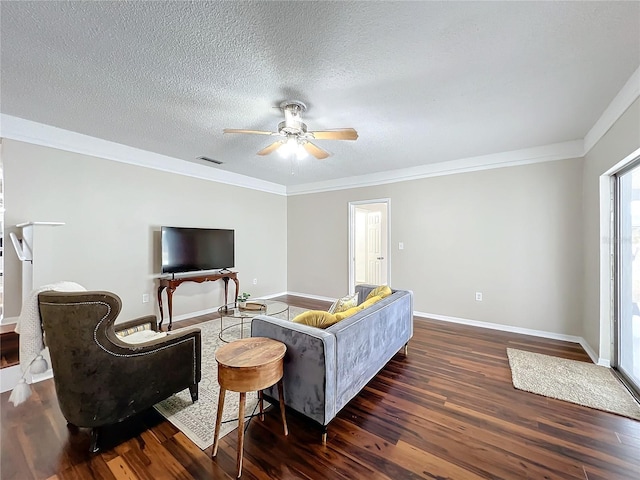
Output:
[
  {"xmin": 260, "ymin": 291, "xmax": 289, "ymax": 300},
  {"xmin": 1, "ymin": 316, "xmax": 19, "ymax": 326},
  {"xmin": 414, "ymin": 310, "xmax": 604, "ymax": 365},
  {"xmin": 168, "ymin": 307, "xmax": 218, "ymax": 324},
  {"xmin": 284, "ymin": 291, "xmax": 336, "ymax": 302},
  {"xmin": 579, "ymin": 340, "xmax": 610, "ymax": 367},
  {"xmin": 165, "ymin": 295, "xmax": 609, "ymax": 367}
]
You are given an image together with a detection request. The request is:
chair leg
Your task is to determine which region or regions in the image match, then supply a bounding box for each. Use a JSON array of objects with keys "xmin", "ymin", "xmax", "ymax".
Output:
[
  {"xmin": 403, "ymin": 342, "xmax": 408, "ymax": 356},
  {"xmin": 277, "ymin": 379, "xmax": 288, "ymax": 436},
  {"xmin": 322, "ymin": 425, "xmax": 328, "ymax": 445},
  {"xmin": 89, "ymin": 428, "xmax": 100, "ymax": 453},
  {"xmin": 236, "ymin": 392, "xmax": 246, "ymax": 478},
  {"xmin": 189, "ymin": 383, "xmax": 199, "ymax": 402},
  {"xmin": 212, "ymin": 388, "xmax": 226, "ymax": 458}
]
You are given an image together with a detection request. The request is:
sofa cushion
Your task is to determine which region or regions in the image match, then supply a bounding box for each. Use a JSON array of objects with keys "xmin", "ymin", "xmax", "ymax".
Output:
[
  {"xmin": 329, "ymin": 292, "xmax": 359, "ymax": 314},
  {"xmin": 334, "ymin": 306, "xmax": 362, "ymax": 321},
  {"xmin": 117, "ymin": 329, "xmax": 167, "ymax": 344},
  {"xmin": 366, "ymin": 285, "xmax": 392, "ymax": 301},
  {"xmin": 115, "ymin": 322, "xmax": 153, "ymax": 336},
  {"xmin": 359, "ymin": 295, "xmax": 383, "ymax": 310},
  {"xmin": 292, "ymin": 310, "xmax": 340, "ymax": 328}
]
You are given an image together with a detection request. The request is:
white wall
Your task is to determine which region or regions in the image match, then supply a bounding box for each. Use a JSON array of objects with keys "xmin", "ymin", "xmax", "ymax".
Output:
[
  {"xmin": 288, "ymin": 158, "xmax": 585, "ymax": 336},
  {"xmin": 3, "ymin": 139, "xmax": 287, "ymax": 321},
  {"xmin": 4, "ymin": 94, "xmax": 637, "ymax": 347},
  {"xmin": 582, "ymin": 98, "xmax": 640, "ymax": 360}
]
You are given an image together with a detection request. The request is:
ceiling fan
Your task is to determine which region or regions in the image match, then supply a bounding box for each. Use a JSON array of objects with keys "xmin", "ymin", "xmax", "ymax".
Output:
[{"xmin": 223, "ymin": 100, "xmax": 358, "ymax": 160}]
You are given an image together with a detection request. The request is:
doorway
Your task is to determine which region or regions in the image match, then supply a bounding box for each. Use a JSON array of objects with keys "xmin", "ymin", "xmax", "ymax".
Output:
[
  {"xmin": 614, "ymin": 156, "xmax": 640, "ymax": 397},
  {"xmin": 349, "ymin": 199, "xmax": 390, "ymax": 293}
]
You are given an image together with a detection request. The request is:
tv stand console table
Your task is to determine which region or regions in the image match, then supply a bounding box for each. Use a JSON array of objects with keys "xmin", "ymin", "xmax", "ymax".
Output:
[{"xmin": 157, "ymin": 271, "xmax": 239, "ymax": 331}]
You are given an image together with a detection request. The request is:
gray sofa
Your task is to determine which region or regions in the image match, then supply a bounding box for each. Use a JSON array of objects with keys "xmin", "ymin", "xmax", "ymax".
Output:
[{"xmin": 251, "ymin": 284, "xmax": 413, "ymax": 441}]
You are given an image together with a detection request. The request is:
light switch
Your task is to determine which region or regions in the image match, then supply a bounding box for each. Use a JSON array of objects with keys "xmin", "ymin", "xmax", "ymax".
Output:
[{"xmin": 399, "ymin": 242, "xmax": 404, "ymax": 250}]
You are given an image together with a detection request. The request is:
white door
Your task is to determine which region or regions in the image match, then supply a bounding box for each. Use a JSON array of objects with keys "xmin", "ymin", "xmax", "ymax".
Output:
[
  {"xmin": 349, "ymin": 200, "xmax": 390, "ymax": 293},
  {"xmin": 366, "ymin": 211, "xmax": 382, "ymax": 284}
]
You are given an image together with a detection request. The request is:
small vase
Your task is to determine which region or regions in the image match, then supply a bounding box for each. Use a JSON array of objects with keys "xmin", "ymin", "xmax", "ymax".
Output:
[{"xmin": 238, "ymin": 301, "xmax": 246, "ymax": 308}]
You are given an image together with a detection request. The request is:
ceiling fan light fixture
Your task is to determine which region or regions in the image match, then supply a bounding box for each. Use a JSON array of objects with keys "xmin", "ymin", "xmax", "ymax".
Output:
[
  {"xmin": 278, "ymin": 136, "xmax": 307, "ymax": 160},
  {"xmin": 223, "ymin": 99, "xmax": 356, "ymax": 160}
]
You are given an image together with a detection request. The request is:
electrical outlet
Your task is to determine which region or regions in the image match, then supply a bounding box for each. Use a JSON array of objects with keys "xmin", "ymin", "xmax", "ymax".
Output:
[
  {"xmin": 253, "ymin": 278, "xmax": 258, "ymax": 285},
  {"xmin": 142, "ymin": 293, "xmax": 150, "ymax": 303},
  {"xmin": 475, "ymin": 292, "xmax": 483, "ymax": 301}
]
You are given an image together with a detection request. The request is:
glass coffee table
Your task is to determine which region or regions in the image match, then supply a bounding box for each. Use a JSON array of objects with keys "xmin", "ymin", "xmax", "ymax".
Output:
[{"xmin": 218, "ymin": 300, "xmax": 289, "ymax": 343}]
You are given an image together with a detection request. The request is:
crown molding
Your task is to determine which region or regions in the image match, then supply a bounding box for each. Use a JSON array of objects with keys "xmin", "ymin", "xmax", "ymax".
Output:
[
  {"xmin": 0, "ymin": 115, "xmax": 287, "ymax": 196},
  {"xmin": 0, "ymin": 115, "xmax": 584, "ymax": 198},
  {"xmin": 584, "ymin": 66, "xmax": 640, "ymax": 155},
  {"xmin": 4, "ymin": 59, "xmax": 638, "ymax": 199},
  {"xmin": 286, "ymin": 140, "xmax": 585, "ymax": 195}
]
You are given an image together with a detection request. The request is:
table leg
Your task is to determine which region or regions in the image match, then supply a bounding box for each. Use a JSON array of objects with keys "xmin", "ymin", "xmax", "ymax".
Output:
[
  {"xmin": 223, "ymin": 277, "xmax": 230, "ymax": 305},
  {"xmin": 232, "ymin": 277, "xmax": 240, "ymax": 304},
  {"xmin": 237, "ymin": 392, "xmax": 246, "ymax": 478},
  {"xmin": 277, "ymin": 379, "xmax": 288, "ymax": 436},
  {"xmin": 211, "ymin": 387, "xmax": 226, "ymax": 458},
  {"xmin": 157, "ymin": 286, "xmax": 165, "ymax": 330},
  {"xmin": 258, "ymin": 390, "xmax": 264, "ymax": 421},
  {"xmin": 167, "ymin": 287, "xmax": 176, "ymax": 331}
]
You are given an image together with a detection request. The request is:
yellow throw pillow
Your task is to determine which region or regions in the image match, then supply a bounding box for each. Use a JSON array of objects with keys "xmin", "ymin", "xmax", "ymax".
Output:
[
  {"xmin": 334, "ymin": 306, "xmax": 362, "ymax": 321},
  {"xmin": 359, "ymin": 295, "xmax": 382, "ymax": 310},
  {"xmin": 292, "ymin": 310, "xmax": 340, "ymax": 329},
  {"xmin": 329, "ymin": 292, "xmax": 359, "ymax": 314},
  {"xmin": 366, "ymin": 285, "xmax": 392, "ymax": 301}
]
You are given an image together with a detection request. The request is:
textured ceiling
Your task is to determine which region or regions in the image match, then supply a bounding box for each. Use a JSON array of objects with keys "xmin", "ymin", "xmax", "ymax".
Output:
[{"xmin": 1, "ymin": 1, "xmax": 639, "ymax": 187}]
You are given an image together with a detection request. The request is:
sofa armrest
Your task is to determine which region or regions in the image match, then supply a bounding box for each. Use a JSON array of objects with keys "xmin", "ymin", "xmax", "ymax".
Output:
[
  {"xmin": 251, "ymin": 315, "xmax": 336, "ymax": 426},
  {"xmin": 355, "ymin": 284, "xmax": 396, "ymax": 305},
  {"xmin": 328, "ymin": 290, "xmax": 413, "ymax": 412},
  {"xmin": 355, "ymin": 284, "xmax": 377, "ymax": 305}
]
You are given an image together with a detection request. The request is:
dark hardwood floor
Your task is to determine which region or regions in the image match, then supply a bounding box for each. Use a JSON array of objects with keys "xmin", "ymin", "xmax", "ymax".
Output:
[{"xmin": 2, "ymin": 294, "xmax": 639, "ymax": 479}]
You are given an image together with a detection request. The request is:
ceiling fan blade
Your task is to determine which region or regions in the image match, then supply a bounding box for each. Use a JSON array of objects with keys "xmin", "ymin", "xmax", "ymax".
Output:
[
  {"xmin": 303, "ymin": 141, "xmax": 330, "ymax": 160},
  {"xmin": 223, "ymin": 128, "xmax": 274, "ymax": 135},
  {"xmin": 309, "ymin": 128, "xmax": 358, "ymax": 141},
  {"xmin": 257, "ymin": 141, "xmax": 284, "ymax": 156}
]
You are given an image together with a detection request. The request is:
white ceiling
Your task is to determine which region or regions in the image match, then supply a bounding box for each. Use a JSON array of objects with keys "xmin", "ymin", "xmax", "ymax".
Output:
[{"xmin": 1, "ymin": 1, "xmax": 639, "ymax": 188}]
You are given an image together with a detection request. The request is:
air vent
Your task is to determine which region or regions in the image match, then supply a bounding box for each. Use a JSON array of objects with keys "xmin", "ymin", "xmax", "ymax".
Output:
[{"xmin": 197, "ymin": 156, "xmax": 224, "ymax": 165}]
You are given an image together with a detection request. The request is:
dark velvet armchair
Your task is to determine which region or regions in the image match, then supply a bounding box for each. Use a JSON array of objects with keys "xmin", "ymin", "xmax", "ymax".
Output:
[{"xmin": 38, "ymin": 291, "xmax": 201, "ymax": 452}]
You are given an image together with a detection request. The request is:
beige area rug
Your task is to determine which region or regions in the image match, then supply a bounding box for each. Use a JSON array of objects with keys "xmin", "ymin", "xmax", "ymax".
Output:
[
  {"xmin": 154, "ymin": 306, "xmax": 306, "ymax": 450},
  {"xmin": 507, "ymin": 348, "xmax": 640, "ymax": 421}
]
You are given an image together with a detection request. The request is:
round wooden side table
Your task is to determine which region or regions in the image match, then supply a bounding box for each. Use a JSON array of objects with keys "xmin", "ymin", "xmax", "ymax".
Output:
[{"xmin": 211, "ymin": 337, "xmax": 288, "ymax": 478}]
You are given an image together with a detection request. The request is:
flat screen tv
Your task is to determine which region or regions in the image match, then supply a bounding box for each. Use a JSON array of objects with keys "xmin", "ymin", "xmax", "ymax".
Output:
[{"xmin": 161, "ymin": 227, "xmax": 235, "ymax": 274}]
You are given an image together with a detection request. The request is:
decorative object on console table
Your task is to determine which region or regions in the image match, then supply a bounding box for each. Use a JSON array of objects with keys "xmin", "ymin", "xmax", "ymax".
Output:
[
  {"xmin": 236, "ymin": 292, "xmax": 250, "ymax": 308},
  {"xmin": 240, "ymin": 301, "xmax": 266, "ymax": 311},
  {"xmin": 157, "ymin": 271, "xmax": 239, "ymax": 331}
]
